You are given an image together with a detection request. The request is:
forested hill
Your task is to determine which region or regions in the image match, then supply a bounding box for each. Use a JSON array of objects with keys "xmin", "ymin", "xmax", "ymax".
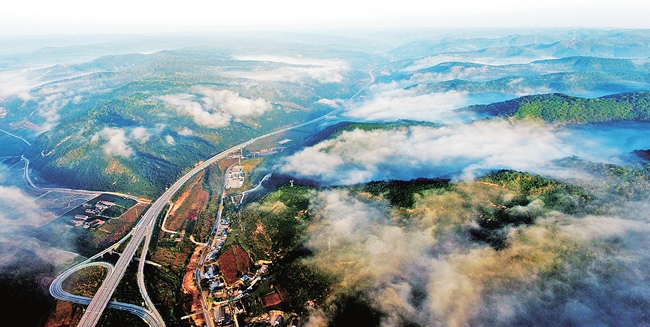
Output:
[{"xmin": 466, "ymin": 91, "xmax": 650, "ymax": 123}]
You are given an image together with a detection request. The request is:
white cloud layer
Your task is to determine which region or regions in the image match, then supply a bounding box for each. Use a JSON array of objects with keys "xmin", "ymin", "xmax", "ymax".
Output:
[
  {"xmin": 345, "ymin": 85, "xmax": 471, "ymax": 122},
  {"xmin": 224, "ymin": 56, "xmax": 348, "ymax": 83},
  {"xmin": 159, "ymin": 86, "xmax": 271, "ymax": 128},
  {"xmin": 303, "ymin": 188, "xmax": 650, "ymax": 327},
  {"xmin": 0, "ymin": 184, "xmax": 82, "ymax": 269},
  {"xmin": 196, "ymin": 86, "xmax": 270, "ymax": 116},
  {"xmin": 0, "ymin": 71, "xmax": 99, "ymax": 131},
  {"xmin": 280, "ymin": 120, "xmax": 650, "ymax": 185},
  {"xmin": 130, "ymin": 126, "xmax": 151, "ymax": 143},
  {"xmin": 316, "ymin": 98, "xmax": 344, "ymax": 107},
  {"xmin": 0, "ymin": 186, "xmax": 43, "ymax": 227},
  {"xmin": 0, "ymin": 70, "xmax": 43, "ymax": 100},
  {"xmin": 405, "ymin": 56, "xmax": 544, "ymax": 72},
  {"xmin": 177, "ymin": 127, "xmax": 193, "ymax": 136},
  {"xmin": 91, "ymin": 127, "xmax": 134, "ymax": 157}
]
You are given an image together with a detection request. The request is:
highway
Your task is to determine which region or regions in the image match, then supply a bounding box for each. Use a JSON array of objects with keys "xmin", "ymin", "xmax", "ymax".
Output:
[
  {"xmin": 193, "ymin": 67, "xmax": 378, "ymax": 325},
  {"xmin": 0, "ymin": 127, "xmax": 31, "ymax": 146},
  {"xmin": 49, "ymin": 262, "xmax": 161, "ymax": 326},
  {"xmin": 61, "ymin": 67, "xmax": 376, "ymax": 327},
  {"xmin": 75, "ymin": 128, "xmax": 297, "ymax": 327}
]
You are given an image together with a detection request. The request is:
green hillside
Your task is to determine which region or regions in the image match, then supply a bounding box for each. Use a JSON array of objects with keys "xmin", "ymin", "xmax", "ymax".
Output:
[
  {"xmin": 25, "ymin": 91, "xmax": 323, "ymax": 197},
  {"xmin": 421, "ymin": 71, "xmax": 650, "ymax": 94},
  {"xmin": 466, "ymin": 91, "xmax": 650, "ymax": 123},
  {"xmin": 11, "ymin": 45, "xmax": 374, "ymax": 197}
]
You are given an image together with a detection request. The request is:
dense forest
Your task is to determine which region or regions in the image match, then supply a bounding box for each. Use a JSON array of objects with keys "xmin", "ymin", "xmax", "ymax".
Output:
[{"xmin": 467, "ymin": 91, "xmax": 650, "ymax": 123}]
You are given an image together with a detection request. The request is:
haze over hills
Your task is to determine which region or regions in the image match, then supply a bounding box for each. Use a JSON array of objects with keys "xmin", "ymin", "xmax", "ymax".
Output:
[
  {"xmin": 2, "ymin": 29, "xmax": 650, "ymax": 327},
  {"xmin": 4, "ymin": 44, "xmax": 375, "ymax": 196},
  {"xmin": 388, "ymin": 29, "xmax": 650, "ymax": 59}
]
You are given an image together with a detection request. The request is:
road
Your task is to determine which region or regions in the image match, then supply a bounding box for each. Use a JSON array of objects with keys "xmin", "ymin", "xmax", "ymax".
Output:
[
  {"xmin": 74, "ymin": 140, "xmax": 251, "ymax": 326},
  {"xmin": 0, "ymin": 127, "xmax": 31, "ymax": 146},
  {"xmin": 49, "ymin": 262, "xmax": 161, "ymax": 326},
  {"xmin": 21, "ymin": 155, "xmax": 148, "ymax": 203},
  {"xmin": 62, "ymin": 67, "xmax": 377, "ymax": 327},
  {"xmin": 239, "ymin": 173, "xmax": 272, "ymax": 204},
  {"xmin": 193, "ymin": 67, "xmax": 378, "ymax": 325},
  {"xmin": 75, "ymin": 131, "xmax": 304, "ymax": 327}
]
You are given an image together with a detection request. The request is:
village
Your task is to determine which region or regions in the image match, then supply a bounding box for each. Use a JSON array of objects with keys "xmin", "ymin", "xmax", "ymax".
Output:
[
  {"xmin": 67, "ymin": 197, "xmax": 132, "ymax": 229},
  {"xmin": 194, "ymin": 148, "xmax": 300, "ymax": 327},
  {"xmin": 198, "ymin": 243, "xmax": 298, "ymax": 327}
]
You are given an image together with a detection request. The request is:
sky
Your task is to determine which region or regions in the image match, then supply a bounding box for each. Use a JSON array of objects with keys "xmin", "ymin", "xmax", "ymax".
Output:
[{"xmin": 1, "ymin": 0, "xmax": 649, "ymax": 36}]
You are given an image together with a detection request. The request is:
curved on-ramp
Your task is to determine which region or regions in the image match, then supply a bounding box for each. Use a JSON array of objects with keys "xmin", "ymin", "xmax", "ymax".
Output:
[{"xmin": 49, "ymin": 262, "xmax": 161, "ymax": 326}]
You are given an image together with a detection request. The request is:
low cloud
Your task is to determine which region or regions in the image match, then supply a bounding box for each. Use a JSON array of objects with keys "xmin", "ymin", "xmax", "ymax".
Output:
[
  {"xmin": 316, "ymin": 98, "xmax": 343, "ymax": 108},
  {"xmin": 405, "ymin": 55, "xmax": 542, "ymax": 72},
  {"xmin": 0, "ymin": 186, "xmax": 43, "ymax": 227},
  {"xmin": 0, "ymin": 185, "xmax": 80, "ymax": 270},
  {"xmin": 280, "ymin": 120, "xmax": 577, "ymax": 185},
  {"xmin": 91, "ymin": 127, "xmax": 134, "ymax": 157},
  {"xmin": 160, "ymin": 93, "xmax": 230, "ymax": 128},
  {"xmin": 302, "ymin": 188, "xmax": 650, "ymax": 327},
  {"xmin": 177, "ymin": 127, "xmax": 193, "ymax": 136},
  {"xmin": 130, "ymin": 126, "xmax": 151, "ymax": 143},
  {"xmin": 0, "ymin": 235, "xmax": 78, "ymax": 269},
  {"xmin": 0, "ymin": 71, "xmax": 100, "ymax": 131},
  {"xmin": 224, "ymin": 56, "xmax": 348, "ymax": 83},
  {"xmin": 0, "ymin": 69, "xmax": 43, "ymax": 100},
  {"xmin": 159, "ymin": 86, "xmax": 271, "ymax": 128},
  {"xmin": 560, "ymin": 215, "xmax": 650, "ymax": 240},
  {"xmin": 33, "ymin": 86, "xmax": 76, "ymax": 131},
  {"xmin": 90, "ymin": 125, "xmax": 185, "ymax": 156},
  {"xmin": 195, "ymin": 86, "xmax": 270, "ymax": 116},
  {"xmin": 344, "ymin": 84, "xmax": 471, "ymax": 122},
  {"xmin": 409, "ymin": 65, "xmax": 494, "ymax": 83},
  {"xmin": 280, "ymin": 120, "xmax": 650, "ymax": 186},
  {"xmin": 0, "ymin": 160, "xmax": 96, "ymax": 272}
]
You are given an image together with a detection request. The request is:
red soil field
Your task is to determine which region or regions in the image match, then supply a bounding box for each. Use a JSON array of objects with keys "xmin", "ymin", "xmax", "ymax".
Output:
[
  {"xmin": 233, "ymin": 244, "xmax": 252, "ymax": 276},
  {"xmin": 260, "ymin": 288, "xmax": 289, "ymax": 308},
  {"xmin": 218, "ymin": 248, "xmax": 238, "ymax": 285},
  {"xmin": 218, "ymin": 244, "xmax": 253, "ymax": 285}
]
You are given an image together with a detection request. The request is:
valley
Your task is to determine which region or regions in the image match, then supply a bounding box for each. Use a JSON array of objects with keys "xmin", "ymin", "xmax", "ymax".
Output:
[{"xmin": 2, "ymin": 28, "xmax": 650, "ymax": 327}]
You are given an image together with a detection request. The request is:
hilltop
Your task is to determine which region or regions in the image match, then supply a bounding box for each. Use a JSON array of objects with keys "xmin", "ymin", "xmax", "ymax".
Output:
[{"xmin": 465, "ymin": 91, "xmax": 650, "ymax": 123}]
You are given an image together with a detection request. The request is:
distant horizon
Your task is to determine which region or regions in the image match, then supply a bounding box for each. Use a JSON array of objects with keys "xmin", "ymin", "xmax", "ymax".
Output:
[{"xmin": 1, "ymin": 27, "xmax": 648, "ymax": 57}]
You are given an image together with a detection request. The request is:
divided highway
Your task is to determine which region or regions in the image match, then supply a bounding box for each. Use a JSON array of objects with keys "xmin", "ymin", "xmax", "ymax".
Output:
[
  {"xmin": 49, "ymin": 262, "xmax": 161, "ymax": 326},
  {"xmin": 61, "ymin": 67, "xmax": 376, "ymax": 327},
  {"xmin": 75, "ymin": 130, "xmax": 288, "ymax": 327}
]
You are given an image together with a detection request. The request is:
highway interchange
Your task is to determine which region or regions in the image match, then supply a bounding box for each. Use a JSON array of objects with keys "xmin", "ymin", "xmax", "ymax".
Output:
[
  {"xmin": 49, "ymin": 262, "xmax": 162, "ymax": 326},
  {"xmin": 52, "ymin": 68, "xmax": 376, "ymax": 327}
]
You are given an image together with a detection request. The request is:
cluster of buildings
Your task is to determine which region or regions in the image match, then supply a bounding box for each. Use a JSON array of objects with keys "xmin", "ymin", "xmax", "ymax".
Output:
[
  {"xmin": 202, "ymin": 264, "xmax": 226, "ymax": 294},
  {"xmin": 200, "ymin": 262, "xmax": 250, "ymax": 327},
  {"xmin": 225, "ymin": 165, "xmax": 245, "ymax": 189},
  {"xmin": 250, "ymin": 310, "xmax": 299, "ymax": 327},
  {"xmin": 199, "ymin": 247, "xmax": 284, "ymax": 326},
  {"xmin": 248, "ymin": 146, "xmax": 284, "ymax": 157},
  {"xmin": 69, "ymin": 200, "xmax": 117, "ymax": 228}
]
